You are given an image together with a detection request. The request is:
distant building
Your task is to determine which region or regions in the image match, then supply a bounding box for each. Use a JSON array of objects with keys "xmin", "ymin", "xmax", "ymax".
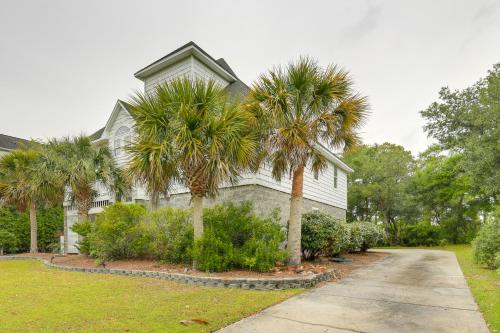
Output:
[{"xmin": 0, "ymin": 133, "xmax": 29, "ymax": 157}]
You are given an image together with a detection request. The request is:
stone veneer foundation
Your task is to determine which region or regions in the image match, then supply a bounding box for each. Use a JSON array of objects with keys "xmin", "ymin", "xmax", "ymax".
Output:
[
  {"xmin": 0, "ymin": 256, "xmax": 339, "ymax": 290},
  {"xmin": 161, "ymin": 184, "xmax": 346, "ymax": 225}
]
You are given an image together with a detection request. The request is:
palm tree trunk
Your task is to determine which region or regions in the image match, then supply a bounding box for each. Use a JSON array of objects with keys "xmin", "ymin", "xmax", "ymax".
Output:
[
  {"xmin": 63, "ymin": 207, "xmax": 68, "ymax": 254},
  {"xmin": 192, "ymin": 194, "xmax": 204, "ymax": 240},
  {"xmin": 29, "ymin": 202, "xmax": 38, "ymax": 254},
  {"xmin": 287, "ymin": 165, "xmax": 304, "ymax": 266},
  {"xmin": 150, "ymin": 192, "xmax": 160, "ymax": 210}
]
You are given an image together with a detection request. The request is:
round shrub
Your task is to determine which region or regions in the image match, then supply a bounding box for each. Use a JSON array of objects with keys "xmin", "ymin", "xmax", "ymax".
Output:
[
  {"xmin": 301, "ymin": 212, "xmax": 350, "ymax": 259},
  {"xmin": 75, "ymin": 203, "xmax": 149, "ymax": 262},
  {"xmin": 145, "ymin": 207, "xmax": 193, "ymax": 263},
  {"xmin": 472, "ymin": 220, "xmax": 500, "ymax": 269},
  {"xmin": 325, "ymin": 221, "xmax": 351, "ymax": 257},
  {"xmin": 301, "ymin": 212, "xmax": 335, "ymax": 260},
  {"xmin": 192, "ymin": 202, "xmax": 287, "ymax": 272}
]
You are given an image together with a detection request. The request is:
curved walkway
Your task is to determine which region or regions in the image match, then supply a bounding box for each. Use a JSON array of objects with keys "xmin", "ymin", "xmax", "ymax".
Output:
[{"xmin": 218, "ymin": 249, "xmax": 489, "ymax": 333}]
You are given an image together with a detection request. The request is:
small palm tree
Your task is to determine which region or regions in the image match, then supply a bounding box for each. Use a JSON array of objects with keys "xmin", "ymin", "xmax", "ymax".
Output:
[
  {"xmin": 0, "ymin": 147, "xmax": 63, "ymax": 253},
  {"xmin": 129, "ymin": 78, "xmax": 258, "ymax": 240},
  {"xmin": 46, "ymin": 136, "xmax": 129, "ymax": 221},
  {"xmin": 248, "ymin": 57, "xmax": 368, "ymax": 265}
]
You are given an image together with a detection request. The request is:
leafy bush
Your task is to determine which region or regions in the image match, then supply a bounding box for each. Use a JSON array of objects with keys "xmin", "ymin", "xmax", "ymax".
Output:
[
  {"xmin": 0, "ymin": 230, "xmax": 17, "ymax": 255},
  {"xmin": 301, "ymin": 212, "xmax": 350, "ymax": 259},
  {"xmin": 399, "ymin": 221, "xmax": 442, "ymax": 247},
  {"xmin": 193, "ymin": 202, "xmax": 286, "ymax": 272},
  {"xmin": 78, "ymin": 203, "xmax": 149, "ymax": 262},
  {"xmin": 71, "ymin": 220, "xmax": 93, "ymax": 255},
  {"xmin": 348, "ymin": 222, "xmax": 385, "ymax": 252},
  {"xmin": 144, "ymin": 207, "xmax": 193, "ymax": 263},
  {"xmin": 0, "ymin": 207, "xmax": 63, "ymax": 253},
  {"xmin": 472, "ymin": 220, "xmax": 500, "ymax": 269}
]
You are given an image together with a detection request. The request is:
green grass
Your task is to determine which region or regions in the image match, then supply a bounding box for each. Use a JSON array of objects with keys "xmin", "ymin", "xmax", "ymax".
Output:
[
  {"xmin": 0, "ymin": 260, "xmax": 302, "ymax": 333},
  {"xmin": 381, "ymin": 245, "xmax": 499, "ymax": 333}
]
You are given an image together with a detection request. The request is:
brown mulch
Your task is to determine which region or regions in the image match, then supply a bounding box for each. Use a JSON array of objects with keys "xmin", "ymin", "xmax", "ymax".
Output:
[{"xmin": 13, "ymin": 251, "xmax": 388, "ymax": 280}]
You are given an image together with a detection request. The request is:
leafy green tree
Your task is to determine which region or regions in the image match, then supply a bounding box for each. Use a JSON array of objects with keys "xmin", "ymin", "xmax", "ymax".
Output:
[
  {"xmin": 344, "ymin": 143, "xmax": 415, "ymax": 243},
  {"xmin": 410, "ymin": 148, "xmax": 481, "ymax": 243},
  {"xmin": 0, "ymin": 148, "xmax": 62, "ymax": 253},
  {"xmin": 248, "ymin": 57, "xmax": 368, "ymax": 264},
  {"xmin": 128, "ymin": 78, "xmax": 258, "ymax": 244},
  {"xmin": 421, "ymin": 63, "xmax": 499, "ymax": 201}
]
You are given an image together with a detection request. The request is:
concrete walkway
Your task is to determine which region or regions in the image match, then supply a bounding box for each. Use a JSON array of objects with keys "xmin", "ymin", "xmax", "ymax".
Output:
[{"xmin": 218, "ymin": 249, "xmax": 489, "ymax": 333}]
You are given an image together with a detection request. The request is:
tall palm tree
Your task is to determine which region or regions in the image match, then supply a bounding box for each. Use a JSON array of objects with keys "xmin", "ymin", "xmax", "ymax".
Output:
[
  {"xmin": 0, "ymin": 147, "xmax": 63, "ymax": 253},
  {"xmin": 128, "ymin": 78, "xmax": 258, "ymax": 240},
  {"xmin": 248, "ymin": 57, "xmax": 368, "ymax": 265},
  {"xmin": 46, "ymin": 136, "xmax": 128, "ymax": 222},
  {"xmin": 126, "ymin": 94, "xmax": 179, "ymax": 210}
]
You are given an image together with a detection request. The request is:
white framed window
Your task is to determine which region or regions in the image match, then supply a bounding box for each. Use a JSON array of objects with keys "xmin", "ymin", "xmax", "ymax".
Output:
[
  {"xmin": 114, "ymin": 138, "xmax": 121, "ymax": 156},
  {"xmin": 333, "ymin": 165, "xmax": 338, "ymax": 189},
  {"xmin": 113, "ymin": 126, "xmax": 131, "ymax": 157}
]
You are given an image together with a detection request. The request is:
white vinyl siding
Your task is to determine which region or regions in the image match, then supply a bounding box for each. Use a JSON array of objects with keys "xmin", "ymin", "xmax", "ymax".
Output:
[
  {"xmin": 143, "ymin": 56, "xmax": 229, "ymax": 95},
  {"xmin": 192, "ymin": 57, "xmax": 229, "ymax": 86},
  {"xmin": 106, "ymin": 108, "xmax": 135, "ymax": 167},
  {"xmin": 144, "ymin": 57, "xmax": 193, "ymax": 95}
]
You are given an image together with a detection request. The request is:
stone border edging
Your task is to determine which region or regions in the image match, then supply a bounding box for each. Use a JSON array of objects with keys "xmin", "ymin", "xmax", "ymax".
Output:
[{"xmin": 0, "ymin": 256, "xmax": 338, "ymax": 290}]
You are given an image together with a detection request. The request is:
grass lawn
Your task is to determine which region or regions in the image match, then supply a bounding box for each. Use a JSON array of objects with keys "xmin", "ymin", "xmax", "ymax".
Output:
[
  {"xmin": 382, "ymin": 245, "xmax": 499, "ymax": 333},
  {"xmin": 0, "ymin": 260, "xmax": 302, "ymax": 333}
]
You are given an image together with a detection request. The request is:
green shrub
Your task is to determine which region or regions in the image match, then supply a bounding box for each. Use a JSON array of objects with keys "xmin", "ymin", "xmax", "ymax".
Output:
[
  {"xmin": 0, "ymin": 207, "xmax": 63, "ymax": 253},
  {"xmin": 399, "ymin": 221, "xmax": 442, "ymax": 247},
  {"xmin": 84, "ymin": 203, "xmax": 149, "ymax": 262},
  {"xmin": 193, "ymin": 202, "xmax": 286, "ymax": 272},
  {"xmin": 301, "ymin": 212, "xmax": 350, "ymax": 259},
  {"xmin": 71, "ymin": 220, "xmax": 93, "ymax": 255},
  {"xmin": 472, "ymin": 220, "xmax": 500, "ymax": 269},
  {"xmin": 302, "ymin": 212, "xmax": 336, "ymax": 259},
  {"xmin": 0, "ymin": 230, "xmax": 18, "ymax": 255},
  {"xmin": 348, "ymin": 222, "xmax": 386, "ymax": 252},
  {"xmin": 145, "ymin": 207, "xmax": 193, "ymax": 263}
]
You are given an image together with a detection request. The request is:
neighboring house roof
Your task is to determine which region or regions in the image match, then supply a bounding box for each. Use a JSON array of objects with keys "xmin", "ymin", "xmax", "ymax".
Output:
[{"xmin": 0, "ymin": 134, "xmax": 30, "ymax": 152}]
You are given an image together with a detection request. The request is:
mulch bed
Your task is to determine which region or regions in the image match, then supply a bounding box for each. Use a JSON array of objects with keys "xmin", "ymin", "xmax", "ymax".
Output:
[{"xmin": 15, "ymin": 251, "xmax": 387, "ymax": 280}]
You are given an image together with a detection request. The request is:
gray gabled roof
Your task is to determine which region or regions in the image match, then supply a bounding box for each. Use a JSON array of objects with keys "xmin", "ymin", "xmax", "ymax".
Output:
[
  {"xmin": 89, "ymin": 99, "xmax": 134, "ymax": 141},
  {"xmin": 0, "ymin": 134, "xmax": 30, "ymax": 151},
  {"xmin": 89, "ymin": 127, "xmax": 105, "ymax": 141}
]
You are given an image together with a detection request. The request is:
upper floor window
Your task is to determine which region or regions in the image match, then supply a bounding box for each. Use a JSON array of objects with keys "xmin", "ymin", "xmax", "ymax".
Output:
[
  {"xmin": 113, "ymin": 126, "xmax": 130, "ymax": 157},
  {"xmin": 333, "ymin": 166, "xmax": 338, "ymax": 189}
]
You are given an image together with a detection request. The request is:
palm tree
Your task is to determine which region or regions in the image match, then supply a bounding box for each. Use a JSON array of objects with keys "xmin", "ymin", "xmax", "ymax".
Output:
[
  {"xmin": 248, "ymin": 57, "xmax": 368, "ymax": 265},
  {"xmin": 128, "ymin": 78, "xmax": 258, "ymax": 240},
  {"xmin": 46, "ymin": 136, "xmax": 129, "ymax": 222},
  {"xmin": 0, "ymin": 147, "xmax": 63, "ymax": 253},
  {"xmin": 126, "ymin": 94, "xmax": 179, "ymax": 210}
]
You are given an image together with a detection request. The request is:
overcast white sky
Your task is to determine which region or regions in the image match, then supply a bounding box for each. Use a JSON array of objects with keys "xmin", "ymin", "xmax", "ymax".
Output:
[{"xmin": 1, "ymin": 0, "xmax": 499, "ymax": 154}]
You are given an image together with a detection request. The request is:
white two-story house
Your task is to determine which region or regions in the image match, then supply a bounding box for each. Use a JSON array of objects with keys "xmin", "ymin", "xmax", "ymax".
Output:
[{"xmin": 64, "ymin": 42, "xmax": 353, "ymax": 253}]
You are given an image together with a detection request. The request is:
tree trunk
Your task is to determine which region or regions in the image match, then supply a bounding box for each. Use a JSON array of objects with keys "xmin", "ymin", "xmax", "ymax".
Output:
[
  {"xmin": 287, "ymin": 165, "xmax": 304, "ymax": 266},
  {"xmin": 192, "ymin": 195, "xmax": 204, "ymax": 240},
  {"xmin": 63, "ymin": 207, "xmax": 68, "ymax": 254},
  {"xmin": 150, "ymin": 191, "xmax": 160, "ymax": 210},
  {"xmin": 29, "ymin": 202, "xmax": 38, "ymax": 254}
]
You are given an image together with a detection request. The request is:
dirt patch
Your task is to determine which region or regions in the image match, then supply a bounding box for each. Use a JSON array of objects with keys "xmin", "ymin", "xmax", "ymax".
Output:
[{"xmin": 14, "ymin": 251, "xmax": 388, "ymax": 279}]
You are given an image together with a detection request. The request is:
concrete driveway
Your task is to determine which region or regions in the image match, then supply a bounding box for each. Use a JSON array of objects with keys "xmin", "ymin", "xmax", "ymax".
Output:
[{"xmin": 218, "ymin": 249, "xmax": 489, "ymax": 333}]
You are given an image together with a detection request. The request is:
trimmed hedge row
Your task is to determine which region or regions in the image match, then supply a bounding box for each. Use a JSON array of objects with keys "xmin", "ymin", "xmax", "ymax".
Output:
[
  {"xmin": 72, "ymin": 202, "xmax": 286, "ymax": 272},
  {"xmin": 301, "ymin": 212, "xmax": 385, "ymax": 260}
]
